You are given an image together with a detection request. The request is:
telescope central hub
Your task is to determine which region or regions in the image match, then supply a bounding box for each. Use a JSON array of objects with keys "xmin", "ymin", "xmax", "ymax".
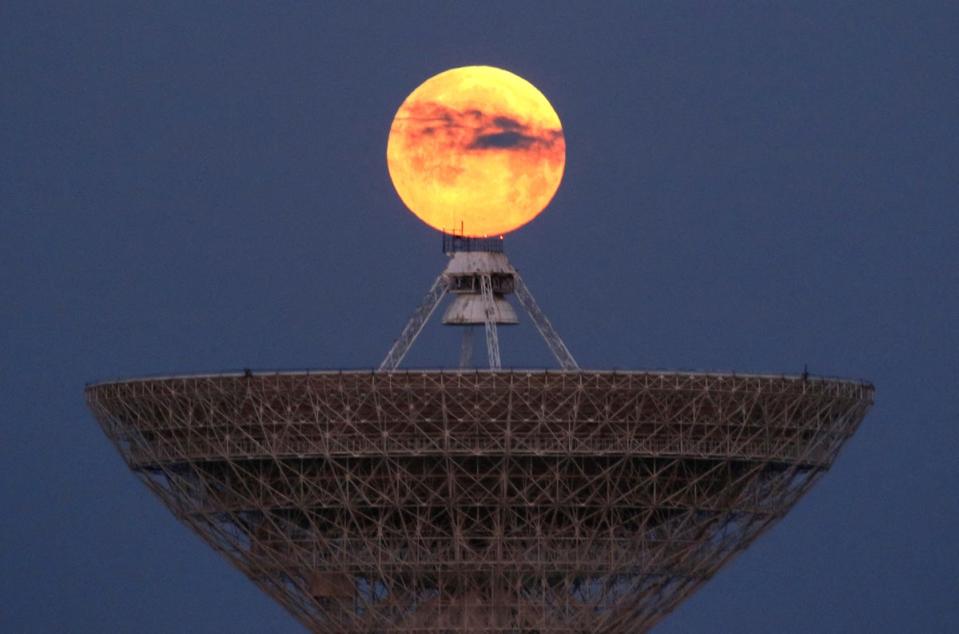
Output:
[
  {"xmin": 378, "ymin": 235, "xmax": 579, "ymax": 372},
  {"xmin": 443, "ymin": 252, "xmax": 518, "ymax": 327}
]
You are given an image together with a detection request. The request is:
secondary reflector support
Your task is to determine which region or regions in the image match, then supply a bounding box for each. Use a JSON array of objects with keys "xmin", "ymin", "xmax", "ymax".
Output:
[{"xmin": 379, "ymin": 237, "xmax": 579, "ymax": 371}]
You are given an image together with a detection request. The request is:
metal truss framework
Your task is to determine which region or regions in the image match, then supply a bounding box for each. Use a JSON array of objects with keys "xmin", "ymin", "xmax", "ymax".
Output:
[{"xmin": 87, "ymin": 370, "xmax": 872, "ymax": 633}]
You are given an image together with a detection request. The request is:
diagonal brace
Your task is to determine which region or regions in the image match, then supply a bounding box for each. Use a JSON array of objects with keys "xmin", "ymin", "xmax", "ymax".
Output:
[
  {"xmin": 513, "ymin": 273, "xmax": 579, "ymax": 370},
  {"xmin": 379, "ymin": 275, "xmax": 448, "ymax": 371}
]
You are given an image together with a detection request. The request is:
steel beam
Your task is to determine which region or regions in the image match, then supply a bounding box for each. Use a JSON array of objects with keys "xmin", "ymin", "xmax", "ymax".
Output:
[
  {"xmin": 513, "ymin": 273, "xmax": 579, "ymax": 370},
  {"xmin": 479, "ymin": 274, "xmax": 501, "ymax": 369},
  {"xmin": 458, "ymin": 326, "xmax": 474, "ymax": 368},
  {"xmin": 379, "ymin": 274, "xmax": 448, "ymax": 371}
]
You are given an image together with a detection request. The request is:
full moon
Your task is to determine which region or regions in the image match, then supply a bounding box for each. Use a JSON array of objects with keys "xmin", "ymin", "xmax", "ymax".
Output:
[{"xmin": 387, "ymin": 66, "xmax": 565, "ymax": 237}]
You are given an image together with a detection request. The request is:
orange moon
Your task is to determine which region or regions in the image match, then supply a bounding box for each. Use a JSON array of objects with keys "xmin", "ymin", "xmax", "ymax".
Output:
[{"xmin": 387, "ymin": 66, "xmax": 565, "ymax": 237}]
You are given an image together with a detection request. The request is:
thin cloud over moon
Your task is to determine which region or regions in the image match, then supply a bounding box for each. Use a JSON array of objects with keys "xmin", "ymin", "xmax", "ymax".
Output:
[
  {"xmin": 396, "ymin": 102, "xmax": 562, "ymax": 153},
  {"xmin": 387, "ymin": 66, "xmax": 565, "ymax": 237}
]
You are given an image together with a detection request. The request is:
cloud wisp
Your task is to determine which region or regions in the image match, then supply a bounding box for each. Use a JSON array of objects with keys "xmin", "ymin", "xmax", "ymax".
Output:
[{"xmin": 395, "ymin": 101, "xmax": 563, "ymax": 157}]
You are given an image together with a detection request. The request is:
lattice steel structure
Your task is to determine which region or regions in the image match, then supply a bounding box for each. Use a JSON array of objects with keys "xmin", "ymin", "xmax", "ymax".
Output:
[{"xmin": 87, "ymin": 370, "xmax": 873, "ymax": 632}]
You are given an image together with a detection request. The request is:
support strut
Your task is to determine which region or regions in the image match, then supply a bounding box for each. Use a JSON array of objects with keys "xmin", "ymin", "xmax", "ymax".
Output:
[
  {"xmin": 379, "ymin": 275, "xmax": 448, "ymax": 371},
  {"xmin": 513, "ymin": 273, "xmax": 579, "ymax": 370}
]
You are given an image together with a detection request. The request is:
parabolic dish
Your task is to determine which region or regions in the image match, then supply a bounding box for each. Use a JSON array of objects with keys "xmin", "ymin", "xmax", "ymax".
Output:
[{"xmin": 87, "ymin": 370, "xmax": 872, "ymax": 632}]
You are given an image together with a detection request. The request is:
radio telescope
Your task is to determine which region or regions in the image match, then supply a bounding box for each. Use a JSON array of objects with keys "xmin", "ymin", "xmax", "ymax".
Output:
[{"xmin": 87, "ymin": 66, "xmax": 873, "ymax": 632}]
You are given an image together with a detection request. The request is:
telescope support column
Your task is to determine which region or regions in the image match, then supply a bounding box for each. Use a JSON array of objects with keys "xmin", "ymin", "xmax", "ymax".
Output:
[
  {"xmin": 459, "ymin": 326, "xmax": 474, "ymax": 368},
  {"xmin": 479, "ymin": 273, "xmax": 502, "ymax": 369}
]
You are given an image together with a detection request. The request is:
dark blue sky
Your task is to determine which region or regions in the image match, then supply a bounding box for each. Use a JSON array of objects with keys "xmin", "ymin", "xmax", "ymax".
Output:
[{"xmin": 2, "ymin": 3, "xmax": 956, "ymax": 632}]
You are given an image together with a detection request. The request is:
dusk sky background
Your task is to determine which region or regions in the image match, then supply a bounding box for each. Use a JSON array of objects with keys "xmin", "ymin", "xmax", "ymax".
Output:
[{"xmin": 2, "ymin": 3, "xmax": 957, "ymax": 632}]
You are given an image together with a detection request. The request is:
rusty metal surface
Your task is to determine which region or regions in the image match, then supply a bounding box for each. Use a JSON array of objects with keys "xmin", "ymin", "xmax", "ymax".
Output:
[{"xmin": 87, "ymin": 370, "xmax": 872, "ymax": 632}]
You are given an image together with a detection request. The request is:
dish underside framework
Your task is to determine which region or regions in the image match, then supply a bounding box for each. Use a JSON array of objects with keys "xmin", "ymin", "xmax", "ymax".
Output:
[{"xmin": 87, "ymin": 370, "xmax": 873, "ymax": 632}]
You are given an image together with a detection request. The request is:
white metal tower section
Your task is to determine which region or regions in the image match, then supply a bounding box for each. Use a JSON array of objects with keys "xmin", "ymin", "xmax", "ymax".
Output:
[{"xmin": 379, "ymin": 237, "xmax": 579, "ymax": 371}]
